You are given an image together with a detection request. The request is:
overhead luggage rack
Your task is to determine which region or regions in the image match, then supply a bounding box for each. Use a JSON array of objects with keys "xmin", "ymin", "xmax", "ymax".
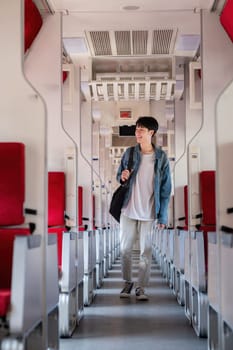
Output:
[{"xmin": 89, "ymin": 79, "xmax": 175, "ymax": 102}]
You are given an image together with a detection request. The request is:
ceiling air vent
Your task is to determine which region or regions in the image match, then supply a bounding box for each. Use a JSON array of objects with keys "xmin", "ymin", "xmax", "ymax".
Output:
[
  {"xmin": 115, "ymin": 31, "xmax": 131, "ymax": 55},
  {"xmin": 86, "ymin": 29, "xmax": 176, "ymax": 56},
  {"xmin": 89, "ymin": 31, "xmax": 112, "ymax": 56},
  {"xmin": 132, "ymin": 30, "xmax": 148, "ymax": 55},
  {"xmin": 152, "ymin": 29, "xmax": 174, "ymax": 54}
]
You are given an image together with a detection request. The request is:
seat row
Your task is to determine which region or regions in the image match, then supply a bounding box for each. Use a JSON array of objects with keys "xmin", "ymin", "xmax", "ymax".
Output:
[
  {"xmin": 152, "ymin": 170, "xmax": 228, "ymax": 349},
  {"xmin": 0, "ymin": 142, "xmax": 120, "ymax": 348},
  {"xmin": 48, "ymin": 172, "xmax": 121, "ymax": 335},
  {"xmin": 0, "ymin": 142, "xmax": 58, "ymax": 349}
]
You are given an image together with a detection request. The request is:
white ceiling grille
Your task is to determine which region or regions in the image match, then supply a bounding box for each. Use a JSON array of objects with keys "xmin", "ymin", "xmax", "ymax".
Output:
[
  {"xmin": 115, "ymin": 31, "xmax": 131, "ymax": 55},
  {"xmin": 132, "ymin": 31, "xmax": 148, "ymax": 55},
  {"xmin": 86, "ymin": 29, "xmax": 176, "ymax": 56},
  {"xmin": 88, "ymin": 80, "xmax": 175, "ymax": 102},
  {"xmin": 152, "ymin": 29, "xmax": 174, "ymax": 54},
  {"xmin": 89, "ymin": 31, "xmax": 112, "ymax": 56}
]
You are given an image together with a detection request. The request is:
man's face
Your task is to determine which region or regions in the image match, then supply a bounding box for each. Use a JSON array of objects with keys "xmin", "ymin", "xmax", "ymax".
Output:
[{"xmin": 135, "ymin": 125, "xmax": 154, "ymax": 144}]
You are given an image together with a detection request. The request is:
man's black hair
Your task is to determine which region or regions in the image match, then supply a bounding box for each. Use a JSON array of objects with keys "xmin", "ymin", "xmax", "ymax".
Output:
[{"xmin": 136, "ymin": 116, "xmax": 159, "ymax": 134}]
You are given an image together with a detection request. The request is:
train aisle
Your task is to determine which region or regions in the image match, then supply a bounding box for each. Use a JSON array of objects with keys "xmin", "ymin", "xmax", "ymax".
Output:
[{"xmin": 60, "ymin": 252, "xmax": 207, "ymax": 350}]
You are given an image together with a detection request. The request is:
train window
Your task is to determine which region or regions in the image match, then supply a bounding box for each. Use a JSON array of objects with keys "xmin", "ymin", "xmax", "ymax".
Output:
[{"xmin": 119, "ymin": 125, "xmax": 136, "ymax": 136}]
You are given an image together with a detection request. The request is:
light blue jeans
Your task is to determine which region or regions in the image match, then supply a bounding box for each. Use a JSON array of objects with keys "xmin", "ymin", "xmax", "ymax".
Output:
[{"xmin": 120, "ymin": 214, "xmax": 154, "ymax": 288}]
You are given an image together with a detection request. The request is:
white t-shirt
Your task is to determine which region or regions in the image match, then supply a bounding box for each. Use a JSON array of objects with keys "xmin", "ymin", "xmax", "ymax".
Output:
[{"xmin": 122, "ymin": 153, "xmax": 155, "ymax": 221}]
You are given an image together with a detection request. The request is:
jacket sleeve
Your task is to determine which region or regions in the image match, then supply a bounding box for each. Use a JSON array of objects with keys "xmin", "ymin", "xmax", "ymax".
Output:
[{"xmin": 157, "ymin": 154, "xmax": 172, "ymax": 225}]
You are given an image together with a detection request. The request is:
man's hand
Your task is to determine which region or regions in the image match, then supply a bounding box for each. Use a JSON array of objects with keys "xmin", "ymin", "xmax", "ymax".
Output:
[
  {"xmin": 121, "ymin": 169, "xmax": 130, "ymax": 182},
  {"xmin": 157, "ymin": 223, "xmax": 166, "ymax": 230}
]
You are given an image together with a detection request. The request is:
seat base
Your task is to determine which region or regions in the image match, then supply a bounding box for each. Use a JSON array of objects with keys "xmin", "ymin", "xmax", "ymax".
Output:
[
  {"xmin": 192, "ymin": 288, "xmax": 208, "ymax": 338},
  {"xmin": 59, "ymin": 289, "xmax": 77, "ymax": 338}
]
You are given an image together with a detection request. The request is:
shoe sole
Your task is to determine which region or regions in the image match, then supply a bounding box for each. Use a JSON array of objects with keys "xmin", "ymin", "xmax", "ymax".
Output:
[
  {"xmin": 120, "ymin": 293, "xmax": 131, "ymax": 298},
  {"xmin": 120, "ymin": 282, "xmax": 134, "ymax": 298},
  {"xmin": 136, "ymin": 295, "xmax": 149, "ymax": 301}
]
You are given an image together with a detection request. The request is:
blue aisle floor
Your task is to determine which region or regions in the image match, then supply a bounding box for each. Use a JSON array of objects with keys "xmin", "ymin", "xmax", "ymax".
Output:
[{"xmin": 60, "ymin": 253, "xmax": 207, "ymax": 350}]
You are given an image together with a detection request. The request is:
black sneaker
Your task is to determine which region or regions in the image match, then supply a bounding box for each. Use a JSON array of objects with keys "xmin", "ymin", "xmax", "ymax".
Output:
[
  {"xmin": 120, "ymin": 281, "xmax": 134, "ymax": 298},
  {"xmin": 135, "ymin": 287, "xmax": 149, "ymax": 301}
]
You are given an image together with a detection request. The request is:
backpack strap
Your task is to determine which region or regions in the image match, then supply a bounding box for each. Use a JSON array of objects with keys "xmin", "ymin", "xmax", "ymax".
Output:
[{"xmin": 127, "ymin": 147, "xmax": 134, "ymax": 171}]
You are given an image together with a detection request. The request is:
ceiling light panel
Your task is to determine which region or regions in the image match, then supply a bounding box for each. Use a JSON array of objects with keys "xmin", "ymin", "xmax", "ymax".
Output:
[
  {"xmin": 175, "ymin": 34, "xmax": 200, "ymax": 51},
  {"xmin": 63, "ymin": 37, "xmax": 88, "ymax": 54}
]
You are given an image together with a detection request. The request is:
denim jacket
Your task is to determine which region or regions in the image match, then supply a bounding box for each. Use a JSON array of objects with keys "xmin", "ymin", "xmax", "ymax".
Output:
[{"xmin": 116, "ymin": 144, "xmax": 171, "ymax": 225}]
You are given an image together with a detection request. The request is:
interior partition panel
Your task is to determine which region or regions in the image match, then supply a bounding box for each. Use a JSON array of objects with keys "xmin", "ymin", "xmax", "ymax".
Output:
[
  {"xmin": 0, "ymin": 1, "xmax": 47, "ymax": 348},
  {"xmin": 216, "ymin": 80, "xmax": 233, "ymax": 350}
]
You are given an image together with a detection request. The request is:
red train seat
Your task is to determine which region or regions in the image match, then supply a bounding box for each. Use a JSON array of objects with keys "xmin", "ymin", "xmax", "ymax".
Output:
[
  {"xmin": 24, "ymin": 0, "xmax": 43, "ymax": 52},
  {"xmin": 0, "ymin": 229, "xmax": 30, "ymax": 317},
  {"xmin": 198, "ymin": 170, "xmax": 216, "ymax": 276},
  {"xmin": 48, "ymin": 172, "xmax": 66, "ymax": 270},
  {"xmin": 0, "ymin": 290, "xmax": 11, "ymax": 317},
  {"xmin": 220, "ymin": 0, "xmax": 233, "ymax": 42},
  {"xmin": 177, "ymin": 185, "xmax": 188, "ymax": 230},
  {"xmin": 48, "ymin": 172, "xmax": 65, "ymax": 227},
  {"xmin": 0, "ymin": 142, "xmax": 30, "ymax": 318},
  {"xmin": 0, "ymin": 143, "xmax": 25, "ymax": 225},
  {"xmin": 78, "ymin": 186, "xmax": 86, "ymax": 231},
  {"xmin": 47, "ymin": 173, "xmax": 77, "ymax": 337},
  {"xmin": 63, "ymin": 71, "xmax": 68, "ymax": 82},
  {"xmin": 199, "ymin": 170, "xmax": 216, "ymax": 228},
  {"xmin": 92, "ymin": 194, "xmax": 96, "ymax": 229}
]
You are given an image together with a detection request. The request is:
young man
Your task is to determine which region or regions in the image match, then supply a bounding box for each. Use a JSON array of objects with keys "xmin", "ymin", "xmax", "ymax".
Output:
[{"xmin": 116, "ymin": 116, "xmax": 171, "ymax": 300}]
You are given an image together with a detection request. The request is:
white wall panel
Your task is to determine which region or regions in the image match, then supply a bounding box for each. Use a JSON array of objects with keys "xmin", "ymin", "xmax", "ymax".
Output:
[
  {"xmin": 0, "ymin": 1, "xmax": 46, "ymax": 235},
  {"xmin": 79, "ymin": 102, "xmax": 93, "ymax": 229},
  {"xmin": 216, "ymin": 81, "xmax": 233, "ymax": 332},
  {"xmin": 25, "ymin": 14, "xmax": 73, "ymax": 172},
  {"xmin": 189, "ymin": 11, "xmax": 233, "ymax": 172}
]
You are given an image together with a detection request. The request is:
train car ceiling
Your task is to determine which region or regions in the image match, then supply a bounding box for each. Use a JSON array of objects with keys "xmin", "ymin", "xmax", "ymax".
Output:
[
  {"xmin": 34, "ymin": 0, "xmax": 217, "ymax": 104},
  {"xmin": 30, "ymin": 0, "xmax": 228, "ymax": 151},
  {"xmin": 31, "ymin": 0, "xmax": 228, "ymax": 106}
]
